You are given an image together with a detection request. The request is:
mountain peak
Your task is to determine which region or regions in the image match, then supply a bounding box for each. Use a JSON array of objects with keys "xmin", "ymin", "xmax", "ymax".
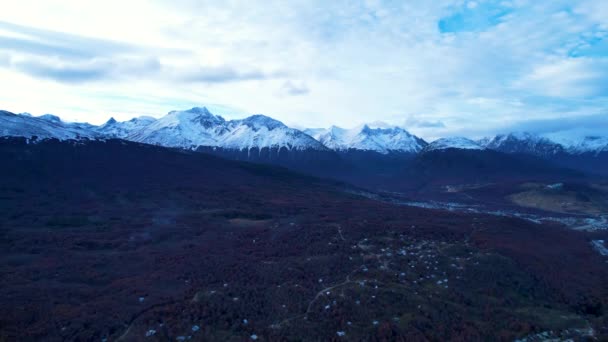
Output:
[
  {"xmin": 352, "ymin": 123, "xmax": 412, "ymax": 137},
  {"xmin": 366, "ymin": 121, "xmax": 396, "ymax": 129},
  {"xmin": 308, "ymin": 124, "xmax": 426, "ymax": 154},
  {"xmin": 238, "ymin": 114, "xmax": 286, "ymax": 130},
  {"xmin": 185, "ymin": 107, "xmax": 212, "ymax": 115},
  {"xmin": 39, "ymin": 114, "xmax": 62, "ymax": 123},
  {"xmin": 128, "ymin": 116, "xmax": 156, "ymax": 123},
  {"xmin": 105, "ymin": 117, "xmax": 117, "ymax": 125},
  {"xmin": 129, "ymin": 108, "xmax": 324, "ymax": 151},
  {"xmin": 424, "ymin": 137, "xmax": 483, "ymax": 152},
  {"xmin": 484, "ymin": 131, "xmax": 564, "ymax": 156},
  {"xmin": 165, "ymin": 107, "xmax": 226, "ymax": 128},
  {"xmin": 328, "ymin": 125, "xmax": 344, "ymax": 134}
]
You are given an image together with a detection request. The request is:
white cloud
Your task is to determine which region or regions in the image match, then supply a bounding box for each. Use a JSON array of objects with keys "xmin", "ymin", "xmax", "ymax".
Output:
[
  {"xmin": 279, "ymin": 81, "xmax": 310, "ymax": 96},
  {"xmin": 515, "ymin": 57, "xmax": 608, "ymax": 98},
  {"xmin": 575, "ymin": 0, "xmax": 608, "ymax": 28}
]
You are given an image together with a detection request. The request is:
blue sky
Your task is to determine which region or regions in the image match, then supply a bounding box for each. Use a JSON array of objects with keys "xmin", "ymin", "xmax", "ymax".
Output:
[{"xmin": 0, "ymin": 0, "xmax": 606, "ymax": 139}]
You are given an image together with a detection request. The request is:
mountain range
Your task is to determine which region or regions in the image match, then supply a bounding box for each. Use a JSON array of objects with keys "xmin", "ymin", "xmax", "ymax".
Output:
[
  {"xmin": 3, "ymin": 107, "xmax": 607, "ymax": 153},
  {"xmin": 2, "ymin": 107, "xmax": 607, "ymax": 179}
]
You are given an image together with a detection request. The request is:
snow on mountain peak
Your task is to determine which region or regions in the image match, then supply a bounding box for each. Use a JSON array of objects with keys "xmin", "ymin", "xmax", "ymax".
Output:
[
  {"xmin": 236, "ymin": 114, "xmax": 286, "ymax": 131},
  {"xmin": 542, "ymin": 131, "xmax": 608, "ymax": 154},
  {"xmin": 38, "ymin": 114, "xmax": 62, "ymax": 123},
  {"xmin": 218, "ymin": 114, "xmax": 324, "ymax": 151},
  {"xmin": 127, "ymin": 108, "xmax": 325, "ymax": 151},
  {"xmin": 131, "ymin": 116, "xmax": 156, "ymax": 123},
  {"xmin": 424, "ymin": 137, "xmax": 483, "ymax": 152},
  {"xmin": 0, "ymin": 110, "xmax": 96, "ymax": 140},
  {"xmin": 4, "ymin": 106, "xmax": 606, "ymax": 156},
  {"xmin": 165, "ymin": 107, "xmax": 225, "ymax": 127},
  {"xmin": 487, "ymin": 132, "xmax": 550, "ymax": 145},
  {"xmin": 365, "ymin": 121, "xmax": 397, "ymax": 129},
  {"xmin": 127, "ymin": 108, "xmax": 225, "ymax": 148},
  {"xmin": 96, "ymin": 116, "xmax": 157, "ymax": 139},
  {"xmin": 483, "ymin": 131, "xmax": 564, "ymax": 156},
  {"xmin": 305, "ymin": 124, "xmax": 427, "ymax": 154}
]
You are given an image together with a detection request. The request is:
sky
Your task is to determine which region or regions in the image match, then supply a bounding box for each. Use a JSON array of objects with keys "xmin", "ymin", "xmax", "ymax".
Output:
[{"xmin": 0, "ymin": 0, "xmax": 606, "ymax": 140}]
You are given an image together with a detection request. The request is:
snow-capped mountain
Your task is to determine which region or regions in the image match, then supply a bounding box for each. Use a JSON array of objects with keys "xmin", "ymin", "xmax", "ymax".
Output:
[
  {"xmin": 475, "ymin": 131, "xmax": 608, "ymax": 176},
  {"xmin": 566, "ymin": 136, "xmax": 608, "ymax": 154},
  {"xmin": 0, "ymin": 110, "xmax": 97, "ymax": 140},
  {"xmin": 543, "ymin": 132, "xmax": 608, "ymax": 155},
  {"xmin": 95, "ymin": 116, "xmax": 157, "ymax": 139},
  {"xmin": 423, "ymin": 137, "xmax": 483, "ymax": 152},
  {"xmin": 38, "ymin": 114, "xmax": 62, "ymax": 123},
  {"xmin": 304, "ymin": 124, "xmax": 427, "ymax": 154},
  {"xmin": 127, "ymin": 107, "xmax": 227, "ymax": 148},
  {"xmin": 481, "ymin": 132, "xmax": 564, "ymax": 156},
  {"xmin": 128, "ymin": 107, "xmax": 326, "ymax": 151},
  {"xmin": 37, "ymin": 113, "xmax": 98, "ymax": 131},
  {"xmin": 481, "ymin": 131, "xmax": 608, "ymax": 156},
  {"xmin": 220, "ymin": 115, "xmax": 325, "ymax": 150},
  {"xmin": 3, "ymin": 106, "xmax": 607, "ymax": 163}
]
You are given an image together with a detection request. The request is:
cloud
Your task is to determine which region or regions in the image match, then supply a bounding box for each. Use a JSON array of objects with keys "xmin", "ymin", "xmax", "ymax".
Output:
[
  {"xmin": 8, "ymin": 56, "xmax": 162, "ymax": 83},
  {"xmin": 0, "ymin": 53, "xmax": 10, "ymax": 66},
  {"xmin": 514, "ymin": 57, "xmax": 608, "ymax": 98},
  {"xmin": 0, "ymin": 19, "xmax": 275, "ymax": 85},
  {"xmin": 574, "ymin": 0, "xmax": 608, "ymax": 27},
  {"xmin": 13, "ymin": 59, "xmax": 111, "ymax": 83},
  {"xmin": 0, "ymin": 1, "xmax": 606, "ymax": 137},
  {"xmin": 279, "ymin": 81, "xmax": 309, "ymax": 96},
  {"xmin": 180, "ymin": 65, "xmax": 279, "ymax": 83},
  {"xmin": 501, "ymin": 113, "xmax": 608, "ymax": 136},
  {"xmin": 439, "ymin": 1, "xmax": 512, "ymax": 33},
  {"xmin": 0, "ymin": 20, "xmax": 141, "ymax": 59},
  {"xmin": 405, "ymin": 117, "xmax": 446, "ymax": 128}
]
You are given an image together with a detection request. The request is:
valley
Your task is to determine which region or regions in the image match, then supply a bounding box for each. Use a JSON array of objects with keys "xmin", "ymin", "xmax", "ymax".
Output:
[{"xmin": 0, "ymin": 139, "xmax": 607, "ymax": 341}]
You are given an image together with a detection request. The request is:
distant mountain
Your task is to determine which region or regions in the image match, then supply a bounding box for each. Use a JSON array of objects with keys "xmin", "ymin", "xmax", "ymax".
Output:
[
  {"xmin": 423, "ymin": 137, "xmax": 483, "ymax": 152},
  {"xmin": 480, "ymin": 131, "xmax": 608, "ymax": 176},
  {"xmin": 482, "ymin": 132, "xmax": 564, "ymax": 157},
  {"xmin": 304, "ymin": 124, "xmax": 427, "ymax": 154},
  {"xmin": 1, "ymin": 107, "xmax": 606, "ymax": 178},
  {"xmin": 544, "ymin": 132, "xmax": 608, "ymax": 155},
  {"xmin": 128, "ymin": 107, "xmax": 326, "ymax": 152},
  {"xmin": 38, "ymin": 114, "xmax": 62, "ymax": 123},
  {"xmin": 127, "ymin": 107, "xmax": 227, "ymax": 148},
  {"xmin": 0, "ymin": 110, "xmax": 97, "ymax": 140},
  {"xmin": 5, "ymin": 107, "xmax": 607, "ymax": 159},
  {"xmin": 481, "ymin": 131, "xmax": 608, "ymax": 156},
  {"xmin": 95, "ymin": 116, "xmax": 157, "ymax": 139},
  {"xmin": 403, "ymin": 148, "xmax": 583, "ymax": 190},
  {"xmin": 221, "ymin": 114, "xmax": 326, "ymax": 151}
]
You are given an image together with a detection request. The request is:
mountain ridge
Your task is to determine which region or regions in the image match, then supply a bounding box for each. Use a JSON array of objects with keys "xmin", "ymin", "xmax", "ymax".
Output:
[{"xmin": 2, "ymin": 108, "xmax": 608, "ymax": 157}]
